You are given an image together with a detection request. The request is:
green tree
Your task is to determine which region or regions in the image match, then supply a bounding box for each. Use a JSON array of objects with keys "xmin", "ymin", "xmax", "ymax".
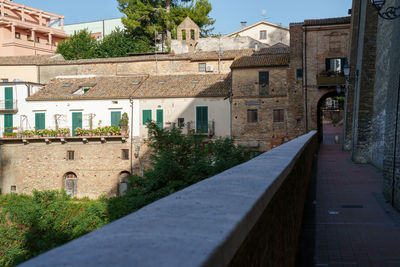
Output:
[
  {"xmin": 56, "ymin": 29, "xmax": 99, "ymax": 60},
  {"xmin": 98, "ymin": 28, "xmax": 152, "ymax": 58},
  {"xmin": 117, "ymin": 0, "xmax": 215, "ymax": 43}
]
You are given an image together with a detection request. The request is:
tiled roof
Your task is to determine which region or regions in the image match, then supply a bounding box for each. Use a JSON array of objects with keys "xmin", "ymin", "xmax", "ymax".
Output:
[
  {"xmin": 133, "ymin": 74, "xmax": 231, "ymax": 98},
  {"xmin": 231, "ymin": 54, "xmax": 290, "ymax": 69},
  {"xmin": 0, "ymin": 54, "xmax": 65, "ymax": 65},
  {"xmin": 256, "ymin": 45, "xmax": 290, "ymax": 55},
  {"xmin": 27, "ymin": 75, "xmax": 148, "ymax": 101},
  {"xmin": 304, "ymin": 16, "xmax": 351, "ymax": 26},
  {"xmin": 27, "ymin": 74, "xmax": 231, "ymax": 101},
  {"xmin": 188, "ymin": 49, "xmax": 255, "ymax": 61}
]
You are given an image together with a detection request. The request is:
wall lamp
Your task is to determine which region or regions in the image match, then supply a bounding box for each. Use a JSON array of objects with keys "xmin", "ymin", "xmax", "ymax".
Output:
[{"xmin": 371, "ymin": 0, "xmax": 400, "ymax": 20}]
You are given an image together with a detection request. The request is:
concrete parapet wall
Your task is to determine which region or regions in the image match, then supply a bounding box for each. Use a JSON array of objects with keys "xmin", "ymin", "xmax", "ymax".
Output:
[{"xmin": 21, "ymin": 131, "xmax": 318, "ymax": 267}]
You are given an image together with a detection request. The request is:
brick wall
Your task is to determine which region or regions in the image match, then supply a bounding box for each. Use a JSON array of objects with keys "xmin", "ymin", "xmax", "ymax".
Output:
[{"xmin": 231, "ymin": 67, "xmax": 289, "ymax": 151}]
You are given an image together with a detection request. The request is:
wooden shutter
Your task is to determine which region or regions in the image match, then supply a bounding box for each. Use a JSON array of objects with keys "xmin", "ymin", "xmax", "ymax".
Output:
[
  {"xmin": 156, "ymin": 109, "xmax": 163, "ymax": 129},
  {"xmin": 196, "ymin": 106, "xmax": 208, "ymax": 133},
  {"xmin": 72, "ymin": 112, "xmax": 82, "ymax": 136},
  {"xmin": 4, "ymin": 114, "xmax": 13, "ymax": 133},
  {"xmin": 4, "ymin": 87, "xmax": 13, "ymax": 110},
  {"xmin": 142, "ymin": 110, "xmax": 152, "ymax": 124},
  {"xmin": 111, "ymin": 111, "xmax": 121, "ymax": 126},
  {"xmin": 35, "ymin": 113, "xmax": 45, "ymax": 130}
]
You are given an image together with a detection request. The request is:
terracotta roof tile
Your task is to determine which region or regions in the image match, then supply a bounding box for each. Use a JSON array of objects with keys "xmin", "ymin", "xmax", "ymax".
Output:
[
  {"xmin": 27, "ymin": 75, "xmax": 148, "ymax": 101},
  {"xmin": 188, "ymin": 49, "xmax": 255, "ymax": 61},
  {"xmin": 231, "ymin": 54, "xmax": 290, "ymax": 69},
  {"xmin": 133, "ymin": 74, "xmax": 231, "ymax": 98},
  {"xmin": 304, "ymin": 16, "xmax": 351, "ymax": 26},
  {"xmin": 27, "ymin": 74, "xmax": 231, "ymax": 101},
  {"xmin": 0, "ymin": 54, "xmax": 65, "ymax": 65}
]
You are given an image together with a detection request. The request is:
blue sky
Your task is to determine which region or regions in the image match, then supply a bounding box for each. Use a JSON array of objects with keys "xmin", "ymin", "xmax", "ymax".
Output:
[{"xmin": 17, "ymin": 0, "xmax": 352, "ymax": 34}]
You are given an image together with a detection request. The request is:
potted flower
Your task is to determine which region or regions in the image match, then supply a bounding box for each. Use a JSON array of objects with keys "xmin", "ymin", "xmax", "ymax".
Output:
[{"xmin": 119, "ymin": 112, "xmax": 129, "ymax": 136}]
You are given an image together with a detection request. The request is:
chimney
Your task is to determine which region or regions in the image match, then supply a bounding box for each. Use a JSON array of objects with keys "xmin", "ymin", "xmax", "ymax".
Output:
[{"xmin": 241, "ymin": 21, "xmax": 247, "ymax": 29}]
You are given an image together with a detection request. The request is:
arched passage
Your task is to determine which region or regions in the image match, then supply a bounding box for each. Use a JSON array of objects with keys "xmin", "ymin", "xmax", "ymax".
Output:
[
  {"xmin": 316, "ymin": 90, "xmax": 344, "ymax": 143},
  {"xmin": 118, "ymin": 171, "xmax": 131, "ymax": 196},
  {"xmin": 63, "ymin": 172, "xmax": 77, "ymax": 197}
]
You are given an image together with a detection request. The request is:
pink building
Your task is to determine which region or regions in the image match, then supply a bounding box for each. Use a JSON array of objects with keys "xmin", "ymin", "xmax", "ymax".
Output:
[{"xmin": 0, "ymin": 0, "xmax": 66, "ymax": 56}]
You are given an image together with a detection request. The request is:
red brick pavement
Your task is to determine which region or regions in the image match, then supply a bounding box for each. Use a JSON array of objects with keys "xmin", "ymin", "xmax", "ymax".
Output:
[{"xmin": 298, "ymin": 123, "xmax": 400, "ymax": 267}]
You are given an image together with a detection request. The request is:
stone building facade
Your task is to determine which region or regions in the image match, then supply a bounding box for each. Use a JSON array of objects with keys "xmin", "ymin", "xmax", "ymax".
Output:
[{"xmin": 0, "ymin": 137, "xmax": 144, "ymax": 198}]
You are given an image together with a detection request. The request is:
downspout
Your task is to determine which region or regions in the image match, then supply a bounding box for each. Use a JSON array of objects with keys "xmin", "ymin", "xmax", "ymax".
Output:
[
  {"xmin": 303, "ymin": 25, "xmax": 308, "ymax": 132},
  {"xmin": 391, "ymin": 74, "xmax": 400, "ymax": 206}
]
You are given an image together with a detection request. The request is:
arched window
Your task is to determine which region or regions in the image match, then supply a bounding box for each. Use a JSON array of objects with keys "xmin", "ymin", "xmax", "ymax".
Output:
[
  {"xmin": 63, "ymin": 172, "xmax": 77, "ymax": 197},
  {"xmin": 118, "ymin": 171, "xmax": 130, "ymax": 196}
]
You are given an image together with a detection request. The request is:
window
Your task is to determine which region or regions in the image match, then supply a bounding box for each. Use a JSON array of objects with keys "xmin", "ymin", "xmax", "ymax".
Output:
[
  {"xmin": 111, "ymin": 111, "xmax": 121, "ymax": 127},
  {"xmin": 156, "ymin": 109, "xmax": 163, "ymax": 129},
  {"xmin": 273, "ymin": 109, "xmax": 285, "ymax": 123},
  {"xmin": 325, "ymin": 57, "xmax": 347, "ymax": 73},
  {"xmin": 83, "ymin": 88, "xmax": 90, "ymax": 94},
  {"xmin": 27, "ymin": 35, "xmax": 32, "ymax": 40},
  {"xmin": 35, "ymin": 113, "xmax": 45, "ymax": 130},
  {"xmin": 2, "ymin": 78, "xmax": 8, "ymax": 82},
  {"xmin": 190, "ymin": 29, "xmax": 195, "ymax": 40},
  {"xmin": 198, "ymin": 63, "xmax": 206, "ymax": 72},
  {"xmin": 11, "ymin": 185, "xmax": 16, "ymax": 193},
  {"xmin": 15, "ymin": 32, "xmax": 21, "ymax": 39},
  {"xmin": 36, "ymin": 37, "xmax": 40, "ymax": 43},
  {"xmin": 296, "ymin": 69, "xmax": 303, "ymax": 79},
  {"xmin": 196, "ymin": 106, "xmax": 208, "ymax": 133},
  {"xmin": 259, "ymin": 71, "xmax": 269, "ymax": 96},
  {"xmin": 63, "ymin": 172, "xmax": 77, "ymax": 197},
  {"xmin": 122, "ymin": 149, "xmax": 129, "ymax": 160},
  {"xmin": 142, "ymin": 110, "xmax": 152, "ymax": 125},
  {"xmin": 182, "ymin": 30, "xmax": 186, "ymax": 40},
  {"xmin": 178, "ymin": 118, "xmax": 185, "ymax": 127},
  {"xmin": 260, "ymin": 30, "xmax": 267, "ymax": 40},
  {"xmin": 67, "ymin": 150, "xmax": 75, "ymax": 160},
  {"xmin": 247, "ymin": 109, "xmax": 258, "ymax": 123}
]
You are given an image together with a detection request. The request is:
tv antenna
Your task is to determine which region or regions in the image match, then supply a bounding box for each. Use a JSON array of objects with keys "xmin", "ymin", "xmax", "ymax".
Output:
[{"xmin": 261, "ymin": 10, "xmax": 270, "ymax": 21}]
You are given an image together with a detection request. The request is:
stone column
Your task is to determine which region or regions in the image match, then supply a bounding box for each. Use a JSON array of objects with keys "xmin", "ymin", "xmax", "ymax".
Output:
[{"xmin": 11, "ymin": 24, "xmax": 15, "ymax": 40}]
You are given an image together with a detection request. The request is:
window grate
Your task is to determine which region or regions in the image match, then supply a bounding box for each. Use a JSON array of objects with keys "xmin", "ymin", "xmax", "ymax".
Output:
[
  {"xmin": 67, "ymin": 150, "xmax": 75, "ymax": 160},
  {"xmin": 122, "ymin": 149, "xmax": 129, "ymax": 160}
]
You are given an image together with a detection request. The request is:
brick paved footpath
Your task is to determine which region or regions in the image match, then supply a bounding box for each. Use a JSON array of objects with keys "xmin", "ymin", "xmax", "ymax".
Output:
[{"xmin": 298, "ymin": 124, "xmax": 400, "ymax": 267}]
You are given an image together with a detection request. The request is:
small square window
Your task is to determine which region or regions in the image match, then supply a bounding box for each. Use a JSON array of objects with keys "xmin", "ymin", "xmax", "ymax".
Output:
[
  {"xmin": 260, "ymin": 30, "xmax": 267, "ymax": 40},
  {"xmin": 247, "ymin": 109, "xmax": 258, "ymax": 123},
  {"xmin": 273, "ymin": 109, "xmax": 285, "ymax": 123},
  {"xmin": 178, "ymin": 118, "xmax": 185, "ymax": 127},
  {"xmin": 15, "ymin": 32, "xmax": 21, "ymax": 39},
  {"xmin": 67, "ymin": 150, "xmax": 75, "ymax": 160},
  {"xmin": 11, "ymin": 185, "xmax": 16, "ymax": 193},
  {"xmin": 198, "ymin": 63, "xmax": 206, "ymax": 72},
  {"xmin": 296, "ymin": 69, "xmax": 303, "ymax": 79},
  {"xmin": 122, "ymin": 149, "xmax": 129, "ymax": 160}
]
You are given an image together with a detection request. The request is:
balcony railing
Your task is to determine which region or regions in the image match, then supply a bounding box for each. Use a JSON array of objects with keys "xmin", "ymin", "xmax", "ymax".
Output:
[
  {"xmin": 0, "ymin": 100, "xmax": 17, "ymax": 112},
  {"xmin": 166, "ymin": 120, "xmax": 216, "ymax": 137},
  {"xmin": 316, "ymin": 75, "xmax": 346, "ymax": 87}
]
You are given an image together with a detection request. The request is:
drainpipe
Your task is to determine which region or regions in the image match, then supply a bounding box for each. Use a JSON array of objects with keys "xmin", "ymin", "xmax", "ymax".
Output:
[
  {"xmin": 391, "ymin": 74, "xmax": 400, "ymax": 206},
  {"xmin": 129, "ymin": 97, "xmax": 134, "ymax": 175},
  {"xmin": 303, "ymin": 25, "xmax": 308, "ymax": 132}
]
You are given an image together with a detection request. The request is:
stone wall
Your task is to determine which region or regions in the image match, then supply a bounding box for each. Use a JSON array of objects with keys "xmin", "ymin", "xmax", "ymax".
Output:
[
  {"xmin": 378, "ymin": 0, "xmax": 400, "ymax": 208},
  {"xmin": 20, "ymin": 131, "xmax": 318, "ymax": 267},
  {"xmin": 0, "ymin": 137, "xmax": 150, "ymax": 199}
]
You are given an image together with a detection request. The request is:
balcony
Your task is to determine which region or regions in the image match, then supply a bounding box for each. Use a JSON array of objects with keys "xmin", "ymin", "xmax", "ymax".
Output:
[
  {"xmin": 316, "ymin": 75, "xmax": 346, "ymax": 87},
  {"xmin": 3, "ymin": 38, "xmax": 56, "ymax": 52},
  {"xmin": 0, "ymin": 99, "xmax": 18, "ymax": 112}
]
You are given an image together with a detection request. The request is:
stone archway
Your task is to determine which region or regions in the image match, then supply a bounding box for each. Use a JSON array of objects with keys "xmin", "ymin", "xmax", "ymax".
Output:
[
  {"xmin": 118, "ymin": 171, "xmax": 131, "ymax": 196},
  {"xmin": 63, "ymin": 172, "xmax": 77, "ymax": 197}
]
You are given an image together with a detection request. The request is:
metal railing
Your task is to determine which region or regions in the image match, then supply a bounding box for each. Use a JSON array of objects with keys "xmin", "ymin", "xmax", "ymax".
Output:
[
  {"xmin": 0, "ymin": 100, "xmax": 18, "ymax": 111},
  {"xmin": 166, "ymin": 120, "xmax": 216, "ymax": 137}
]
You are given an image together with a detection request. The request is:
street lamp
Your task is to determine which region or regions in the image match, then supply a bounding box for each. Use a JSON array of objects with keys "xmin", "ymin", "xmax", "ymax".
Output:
[
  {"xmin": 371, "ymin": 0, "xmax": 400, "ymax": 20},
  {"xmin": 343, "ymin": 62, "xmax": 351, "ymax": 78}
]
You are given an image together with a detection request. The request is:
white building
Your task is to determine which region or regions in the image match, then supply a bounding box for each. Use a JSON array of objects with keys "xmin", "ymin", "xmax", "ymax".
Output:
[
  {"xmin": 227, "ymin": 21, "xmax": 290, "ymax": 46},
  {"xmin": 64, "ymin": 18, "xmax": 125, "ymax": 40},
  {"xmin": 0, "ymin": 81, "xmax": 43, "ymax": 136},
  {"xmin": 2, "ymin": 74, "xmax": 231, "ymax": 139}
]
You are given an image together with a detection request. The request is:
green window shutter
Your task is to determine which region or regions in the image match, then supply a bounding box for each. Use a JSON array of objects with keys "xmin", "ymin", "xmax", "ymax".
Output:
[
  {"xmin": 142, "ymin": 110, "xmax": 152, "ymax": 125},
  {"xmin": 72, "ymin": 112, "xmax": 82, "ymax": 136},
  {"xmin": 196, "ymin": 106, "xmax": 208, "ymax": 134},
  {"xmin": 111, "ymin": 111, "xmax": 121, "ymax": 126},
  {"xmin": 156, "ymin": 109, "xmax": 163, "ymax": 129},
  {"xmin": 4, "ymin": 114, "xmax": 13, "ymax": 133},
  {"xmin": 35, "ymin": 113, "xmax": 45, "ymax": 130},
  {"xmin": 4, "ymin": 87, "xmax": 13, "ymax": 110}
]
